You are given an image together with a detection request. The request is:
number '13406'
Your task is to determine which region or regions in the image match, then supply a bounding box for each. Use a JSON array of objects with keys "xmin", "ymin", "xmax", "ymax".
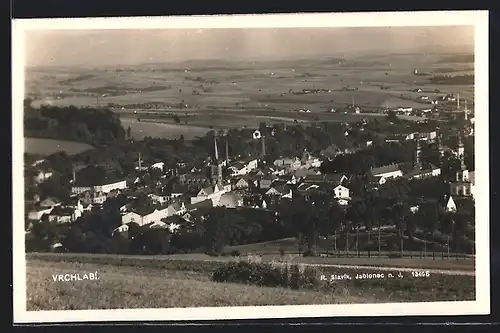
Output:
[{"xmin": 411, "ymin": 271, "xmax": 430, "ymax": 277}]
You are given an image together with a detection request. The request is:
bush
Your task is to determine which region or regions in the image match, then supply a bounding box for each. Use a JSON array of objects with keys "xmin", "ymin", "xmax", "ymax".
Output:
[{"xmin": 212, "ymin": 260, "xmax": 320, "ymax": 290}]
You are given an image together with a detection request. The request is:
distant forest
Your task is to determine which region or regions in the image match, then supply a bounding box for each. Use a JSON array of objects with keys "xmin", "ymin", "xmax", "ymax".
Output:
[
  {"xmin": 23, "ymin": 99, "xmax": 126, "ymax": 147},
  {"xmin": 437, "ymin": 54, "xmax": 474, "ymax": 64},
  {"xmin": 428, "ymin": 74, "xmax": 474, "ymax": 85}
]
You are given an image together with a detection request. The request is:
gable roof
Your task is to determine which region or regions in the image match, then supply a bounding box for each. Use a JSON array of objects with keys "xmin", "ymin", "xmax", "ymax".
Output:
[
  {"xmin": 448, "ymin": 195, "xmax": 474, "ymax": 211},
  {"xmin": 302, "ymin": 173, "xmax": 346, "ymax": 185},
  {"xmin": 186, "ymin": 198, "xmax": 213, "ymax": 211},
  {"xmin": 370, "ymin": 164, "xmax": 401, "ymax": 176},
  {"xmin": 198, "ymin": 186, "xmax": 214, "ymax": 196}
]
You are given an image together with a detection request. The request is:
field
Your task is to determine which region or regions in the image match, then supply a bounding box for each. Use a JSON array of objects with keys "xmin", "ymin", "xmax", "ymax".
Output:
[
  {"xmin": 26, "ymin": 253, "xmax": 475, "ymax": 310},
  {"xmin": 24, "ymin": 137, "xmax": 94, "ymax": 156},
  {"xmin": 25, "ymin": 53, "xmax": 474, "ymax": 140}
]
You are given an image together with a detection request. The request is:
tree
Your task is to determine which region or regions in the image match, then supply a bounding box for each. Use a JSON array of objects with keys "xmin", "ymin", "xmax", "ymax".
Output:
[
  {"xmin": 417, "ymin": 202, "xmax": 440, "ymax": 257},
  {"xmin": 387, "ymin": 110, "xmax": 399, "ymax": 122},
  {"xmin": 390, "ymin": 202, "xmax": 410, "ymax": 254}
]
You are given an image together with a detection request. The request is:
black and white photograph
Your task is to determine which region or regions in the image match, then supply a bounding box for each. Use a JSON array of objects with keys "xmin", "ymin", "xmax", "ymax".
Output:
[{"xmin": 12, "ymin": 11, "xmax": 489, "ymax": 323}]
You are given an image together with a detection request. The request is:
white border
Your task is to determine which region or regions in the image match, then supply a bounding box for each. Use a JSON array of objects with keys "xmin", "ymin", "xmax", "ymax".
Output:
[{"xmin": 12, "ymin": 11, "xmax": 490, "ymax": 323}]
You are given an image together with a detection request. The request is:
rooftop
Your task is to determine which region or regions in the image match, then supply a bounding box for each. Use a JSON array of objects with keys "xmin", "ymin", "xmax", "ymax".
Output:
[{"xmin": 371, "ymin": 164, "xmax": 401, "ymax": 176}]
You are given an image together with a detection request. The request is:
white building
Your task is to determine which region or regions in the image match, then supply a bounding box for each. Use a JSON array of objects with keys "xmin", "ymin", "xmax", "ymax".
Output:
[
  {"xmin": 333, "ymin": 185, "xmax": 350, "ymax": 200},
  {"xmin": 33, "ymin": 171, "xmax": 53, "ymax": 184},
  {"xmin": 27, "ymin": 207, "xmax": 54, "ymax": 221},
  {"xmin": 370, "ymin": 164, "xmax": 403, "ymax": 184},
  {"xmin": 191, "ymin": 183, "xmax": 231, "ymax": 206},
  {"xmin": 72, "ymin": 180, "xmax": 127, "ymax": 195}
]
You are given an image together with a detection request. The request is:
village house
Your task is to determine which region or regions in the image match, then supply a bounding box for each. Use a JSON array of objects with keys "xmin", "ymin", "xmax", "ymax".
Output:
[
  {"xmin": 120, "ymin": 201, "xmax": 184, "ymax": 227},
  {"xmin": 32, "ymin": 169, "xmax": 54, "ymax": 184},
  {"xmin": 28, "ymin": 207, "xmax": 54, "ymax": 221},
  {"xmin": 445, "ymin": 195, "xmax": 475, "ymax": 213},
  {"xmin": 39, "ymin": 197, "xmax": 61, "ymax": 209},
  {"xmin": 72, "ymin": 179, "xmax": 127, "ymax": 195},
  {"xmin": 46, "ymin": 205, "xmax": 80, "ymax": 224},
  {"xmin": 190, "ymin": 183, "xmax": 231, "ymax": 206},
  {"xmin": 370, "ymin": 164, "xmax": 403, "ymax": 184},
  {"xmin": 218, "ymin": 191, "xmax": 244, "ymax": 208},
  {"xmin": 178, "ymin": 173, "xmax": 209, "ymax": 186},
  {"xmin": 265, "ymin": 183, "xmax": 293, "ymax": 199},
  {"xmin": 185, "ymin": 198, "xmax": 213, "ymax": 213},
  {"xmin": 301, "ymin": 173, "xmax": 348, "ymax": 186},
  {"xmin": 112, "ymin": 223, "xmax": 129, "ymax": 236},
  {"xmin": 406, "ymin": 164, "xmax": 441, "ymax": 180},
  {"xmin": 293, "ymin": 169, "xmax": 321, "ymax": 180},
  {"xmin": 150, "ymin": 162, "xmax": 164, "ymax": 171},
  {"xmin": 273, "ymin": 157, "xmax": 302, "ymax": 170},
  {"xmin": 149, "ymin": 192, "xmax": 172, "ymax": 205},
  {"xmin": 258, "ymin": 178, "xmax": 275, "ymax": 189},
  {"xmin": 228, "ymin": 162, "xmax": 250, "ymax": 176},
  {"xmin": 231, "ymin": 177, "xmax": 250, "ymax": 190},
  {"xmin": 333, "ymin": 184, "xmax": 350, "ymax": 200}
]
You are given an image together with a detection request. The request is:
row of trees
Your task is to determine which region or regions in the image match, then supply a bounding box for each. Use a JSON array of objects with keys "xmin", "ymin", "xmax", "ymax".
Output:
[{"xmin": 278, "ymin": 189, "xmax": 474, "ymax": 256}]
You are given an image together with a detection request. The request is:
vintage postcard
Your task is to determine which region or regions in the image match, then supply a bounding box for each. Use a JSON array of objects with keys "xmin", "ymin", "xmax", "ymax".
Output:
[{"xmin": 12, "ymin": 11, "xmax": 489, "ymax": 323}]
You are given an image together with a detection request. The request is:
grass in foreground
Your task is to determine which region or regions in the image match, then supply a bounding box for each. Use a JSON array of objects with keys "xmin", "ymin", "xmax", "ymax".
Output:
[{"xmin": 26, "ymin": 260, "xmax": 376, "ymax": 310}]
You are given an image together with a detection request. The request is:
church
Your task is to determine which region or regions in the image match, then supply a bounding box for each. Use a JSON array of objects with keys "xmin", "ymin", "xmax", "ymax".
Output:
[{"xmin": 449, "ymin": 136, "xmax": 475, "ymax": 198}]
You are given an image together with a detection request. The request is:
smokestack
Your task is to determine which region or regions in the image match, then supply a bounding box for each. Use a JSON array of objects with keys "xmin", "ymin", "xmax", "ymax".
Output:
[
  {"xmin": 214, "ymin": 136, "xmax": 219, "ymax": 161},
  {"xmin": 464, "ymin": 100, "xmax": 468, "ymax": 121},
  {"xmin": 72, "ymin": 166, "xmax": 76, "ymax": 183},
  {"xmin": 225, "ymin": 139, "xmax": 229, "ymax": 164},
  {"xmin": 261, "ymin": 136, "xmax": 266, "ymax": 158},
  {"xmin": 415, "ymin": 140, "xmax": 421, "ymax": 167},
  {"xmin": 457, "ymin": 93, "xmax": 460, "ymax": 110},
  {"xmin": 138, "ymin": 152, "xmax": 142, "ymax": 170}
]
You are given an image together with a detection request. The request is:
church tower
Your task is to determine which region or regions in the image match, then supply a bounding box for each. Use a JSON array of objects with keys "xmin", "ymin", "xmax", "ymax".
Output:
[
  {"xmin": 437, "ymin": 130, "xmax": 445, "ymax": 158},
  {"xmin": 415, "ymin": 139, "xmax": 422, "ymax": 169},
  {"xmin": 457, "ymin": 136, "xmax": 466, "ymax": 171},
  {"xmin": 210, "ymin": 135, "xmax": 223, "ymax": 185}
]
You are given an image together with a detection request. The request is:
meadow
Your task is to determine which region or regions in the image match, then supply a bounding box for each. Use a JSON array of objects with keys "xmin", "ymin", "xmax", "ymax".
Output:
[
  {"xmin": 24, "ymin": 137, "xmax": 94, "ymax": 156},
  {"xmin": 26, "ymin": 253, "xmax": 475, "ymax": 310},
  {"xmin": 25, "ymin": 53, "xmax": 474, "ymax": 140}
]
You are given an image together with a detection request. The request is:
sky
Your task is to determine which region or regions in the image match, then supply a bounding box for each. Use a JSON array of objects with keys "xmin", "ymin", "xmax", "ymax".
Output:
[{"xmin": 25, "ymin": 26, "xmax": 474, "ymax": 67}]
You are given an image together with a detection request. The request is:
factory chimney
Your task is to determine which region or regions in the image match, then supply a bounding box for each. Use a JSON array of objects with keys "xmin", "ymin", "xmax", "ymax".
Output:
[{"xmin": 261, "ymin": 136, "xmax": 266, "ymax": 159}]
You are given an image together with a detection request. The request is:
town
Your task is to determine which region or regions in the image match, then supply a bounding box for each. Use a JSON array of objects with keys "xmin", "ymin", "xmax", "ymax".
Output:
[{"xmin": 24, "ymin": 95, "xmax": 475, "ymax": 258}]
